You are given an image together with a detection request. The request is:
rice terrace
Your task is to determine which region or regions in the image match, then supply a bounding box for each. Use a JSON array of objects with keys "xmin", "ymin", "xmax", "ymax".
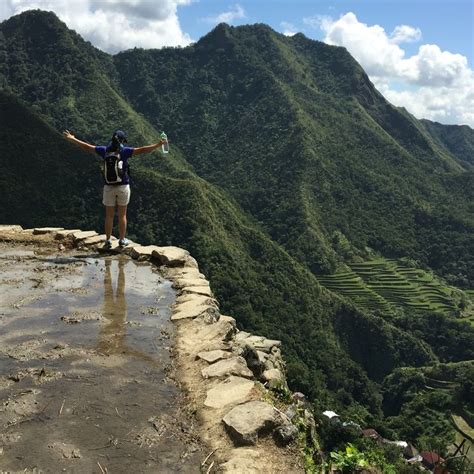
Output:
[{"xmin": 317, "ymin": 258, "xmax": 473, "ymax": 319}]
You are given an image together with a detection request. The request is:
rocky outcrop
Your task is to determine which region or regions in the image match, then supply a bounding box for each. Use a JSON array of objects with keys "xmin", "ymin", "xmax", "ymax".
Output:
[{"xmin": 0, "ymin": 225, "xmax": 313, "ymax": 472}]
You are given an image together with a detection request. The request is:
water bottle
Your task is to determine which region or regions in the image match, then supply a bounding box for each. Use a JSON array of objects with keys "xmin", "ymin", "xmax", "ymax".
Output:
[{"xmin": 160, "ymin": 131, "xmax": 169, "ymax": 154}]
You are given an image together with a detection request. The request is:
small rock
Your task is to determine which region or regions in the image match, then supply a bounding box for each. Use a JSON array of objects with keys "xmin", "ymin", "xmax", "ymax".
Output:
[
  {"xmin": 240, "ymin": 345, "xmax": 264, "ymax": 378},
  {"xmin": 262, "ymin": 368, "xmax": 284, "ymax": 383},
  {"xmin": 274, "ymin": 423, "xmax": 299, "ymax": 445},
  {"xmin": 292, "ymin": 392, "xmax": 306, "ymax": 403},
  {"xmin": 284, "ymin": 404, "xmax": 298, "ymax": 421}
]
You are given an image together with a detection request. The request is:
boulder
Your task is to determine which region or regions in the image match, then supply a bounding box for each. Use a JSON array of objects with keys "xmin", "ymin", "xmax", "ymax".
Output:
[
  {"xmin": 222, "ymin": 401, "xmax": 281, "ymax": 445},
  {"xmin": 201, "ymin": 356, "xmax": 253, "ymax": 379},
  {"xmin": 204, "ymin": 376, "xmax": 256, "ymax": 408}
]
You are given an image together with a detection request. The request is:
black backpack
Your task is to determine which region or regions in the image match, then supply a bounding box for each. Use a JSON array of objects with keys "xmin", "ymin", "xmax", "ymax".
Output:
[{"xmin": 103, "ymin": 151, "xmax": 128, "ymax": 184}]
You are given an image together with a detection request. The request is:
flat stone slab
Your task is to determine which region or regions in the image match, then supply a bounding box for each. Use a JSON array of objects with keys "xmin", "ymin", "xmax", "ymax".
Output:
[
  {"xmin": 130, "ymin": 245, "xmax": 163, "ymax": 260},
  {"xmin": 175, "ymin": 293, "xmax": 217, "ymax": 305},
  {"xmin": 0, "ymin": 225, "xmax": 23, "ymax": 232},
  {"xmin": 204, "ymin": 376, "xmax": 256, "ymax": 409},
  {"xmin": 201, "ymin": 356, "xmax": 253, "ymax": 379},
  {"xmin": 33, "ymin": 227, "xmax": 64, "ymax": 235},
  {"xmin": 180, "ymin": 319, "xmax": 236, "ymax": 353},
  {"xmin": 180, "ymin": 285, "xmax": 212, "ymax": 297},
  {"xmin": 197, "ymin": 349, "xmax": 231, "ymax": 363},
  {"xmin": 83, "ymin": 234, "xmax": 108, "ymax": 246},
  {"xmin": 174, "ymin": 277, "xmax": 209, "ymax": 288},
  {"xmin": 171, "ymin": 303, "xmax": 217, "ymax": 321},
  {"xmin": 166, "ymin": 268, "xmax": 205, "ymax": 280},
  {"xmin": 55, "ymin": 229, "xmax": 81, "ymax": 240},
  {"xmin": 72, "ymin": 230, "xmax": 98, "ymax": 241},
  {"xmin": 235, "ymin": 331, "xmax": 252, "ymax": 341},
  {"xmin": 222, "ymin": 401, "xmax": 280, "ymax": 445},
  {"xmin": 152, "ymin": 247, "xmax": 197, "ymax": 268},
  {"xmin": 171, "ymin": 294, "xmax": 217, "ymax": 321}
]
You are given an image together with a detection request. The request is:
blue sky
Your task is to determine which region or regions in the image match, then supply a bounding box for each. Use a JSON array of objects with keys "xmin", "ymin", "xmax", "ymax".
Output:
[
  {"xmin": 180, "ymin": 0, "xmax": 473, "ymax": 66},
  {"xmin": 1, "ymin": 0, "xmax": 473, "ymax": 126}
]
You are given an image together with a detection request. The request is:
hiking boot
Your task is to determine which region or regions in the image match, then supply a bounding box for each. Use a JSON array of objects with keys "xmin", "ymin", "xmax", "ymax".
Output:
[
  {"xmin": 103, "ymin": 239, "xmax": 112, "ymax": 249},
  {"xmin": 119, "ymin": 238, "xmax": 129, "ymax": 248}
]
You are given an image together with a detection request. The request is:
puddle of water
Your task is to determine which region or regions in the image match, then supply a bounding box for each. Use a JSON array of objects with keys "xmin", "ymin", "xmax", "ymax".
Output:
[{"xmin": 0, "ymin": 248, "xmax": 201, "ymax": 472}]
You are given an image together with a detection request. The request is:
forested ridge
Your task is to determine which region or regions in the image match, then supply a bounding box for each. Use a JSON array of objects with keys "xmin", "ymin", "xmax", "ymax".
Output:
[{"xmin": 1, "ymin": 10, "xmax": 473, "ymax": 456}]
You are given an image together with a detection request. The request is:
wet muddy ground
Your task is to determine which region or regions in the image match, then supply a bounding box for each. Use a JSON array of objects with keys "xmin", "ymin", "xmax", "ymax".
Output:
[{"xmin": 0, "ymin": 242, "xmax": 202, "ymax": 473}]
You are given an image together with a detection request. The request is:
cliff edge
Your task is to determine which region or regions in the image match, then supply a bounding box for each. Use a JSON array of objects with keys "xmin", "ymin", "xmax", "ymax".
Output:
[{"xmin": 0, "ymin": 225, "xmax": 315, "ymax": 473}]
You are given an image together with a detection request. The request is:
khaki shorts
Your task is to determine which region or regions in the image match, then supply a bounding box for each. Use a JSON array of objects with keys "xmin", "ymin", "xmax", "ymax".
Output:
[{"xmin": 103, "ymin": 185, "xmax": 131, "ymax": 207}]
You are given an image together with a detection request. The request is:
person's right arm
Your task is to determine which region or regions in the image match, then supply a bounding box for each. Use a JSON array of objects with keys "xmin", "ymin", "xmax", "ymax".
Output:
[{"xmin": 63, "ymin": 130, "xmax": 96, "ymax": 154}]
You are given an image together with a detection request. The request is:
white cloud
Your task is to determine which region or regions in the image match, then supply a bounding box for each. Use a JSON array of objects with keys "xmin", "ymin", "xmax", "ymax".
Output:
[
  {"xmin": 310, "ymin": 12, "xmax": 474, "ymax": 127},
  {"xmin": 0, "ymin": 0, "xmax": 193, "ymax": 53},
  {"xmin": 281, "ymin": 21, "xmax": 297, "ymax": 37},
  {"xmin": 202, "ymin": 4, "xmax": 245, "ymax": 25},
  {"xmin": 390, "ymin": 25, "xmax": 421, "ymax": 44}
]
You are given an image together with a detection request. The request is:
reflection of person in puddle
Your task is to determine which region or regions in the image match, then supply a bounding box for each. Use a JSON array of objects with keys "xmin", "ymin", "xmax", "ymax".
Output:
[
  {"xmin": 97, "ymin": 258, "xmax": 127, "ymax": 355},
  {"xmin": 97, "ymin": 258, "xmax": 160, "ymax": 366}
]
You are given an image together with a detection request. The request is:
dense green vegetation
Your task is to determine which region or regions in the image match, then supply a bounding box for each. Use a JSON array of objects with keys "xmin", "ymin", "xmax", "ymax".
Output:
[
  {"xmin": 1, "ymin": 10, "xmax": 473, "ymax": 458},
  {"xmin": 382, "ymin": 362, "xmax": 474, "ymax": 453}
]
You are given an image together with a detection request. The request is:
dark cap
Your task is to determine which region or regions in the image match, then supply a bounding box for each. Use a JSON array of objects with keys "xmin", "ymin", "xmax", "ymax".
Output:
[{"xmin": 113, "ymin": 130, "xmax": 127, "ymax": 143}]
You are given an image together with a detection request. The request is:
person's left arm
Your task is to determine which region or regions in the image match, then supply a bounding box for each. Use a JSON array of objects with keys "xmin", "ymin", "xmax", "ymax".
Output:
[{"xmin": 132, "ymin": 140, "xmax": 166, "ymax": 156}]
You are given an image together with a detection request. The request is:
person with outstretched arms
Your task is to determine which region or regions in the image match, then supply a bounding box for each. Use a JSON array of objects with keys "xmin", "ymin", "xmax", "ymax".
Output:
[{"xmin": 63, "ymin": 129, "xmax": 167, "ymax": 248}]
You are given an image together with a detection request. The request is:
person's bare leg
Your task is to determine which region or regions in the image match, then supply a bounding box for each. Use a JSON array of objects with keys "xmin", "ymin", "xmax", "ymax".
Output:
[
  {"xmin": 117, "ymin": 205, "xmax": 128, "ymax": 240},
  {"xmin": 105, "ymin": 206, "xmax": 115, "ymax": 239}
]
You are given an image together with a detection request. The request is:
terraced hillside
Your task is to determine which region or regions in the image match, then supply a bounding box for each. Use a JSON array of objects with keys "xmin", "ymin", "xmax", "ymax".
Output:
[
  {"xmin": 316, "ymin": 272, "xmax": 394, "ymax": 313},
  {"xmin": 464, "ymin": 290, "xmax": 474, "ymax": 327},
  {"xmin": 318, "ymin": 259, "xmax": 461, "ymax": 315}
]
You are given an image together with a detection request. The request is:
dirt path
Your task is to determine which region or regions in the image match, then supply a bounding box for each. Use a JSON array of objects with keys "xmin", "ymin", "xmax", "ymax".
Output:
[{"xmin": 0, "ymin": 240, "xmax": 203, "ymax": 472}]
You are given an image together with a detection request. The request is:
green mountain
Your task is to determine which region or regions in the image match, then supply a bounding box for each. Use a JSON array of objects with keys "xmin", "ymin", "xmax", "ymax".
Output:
[
  {"xmin": 1, "ymin": 10, "xmax": 473, "ymax": 451},
  {"xmin": 114, "ymin": 23, "xmax": 474, "ymax": 288}
]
